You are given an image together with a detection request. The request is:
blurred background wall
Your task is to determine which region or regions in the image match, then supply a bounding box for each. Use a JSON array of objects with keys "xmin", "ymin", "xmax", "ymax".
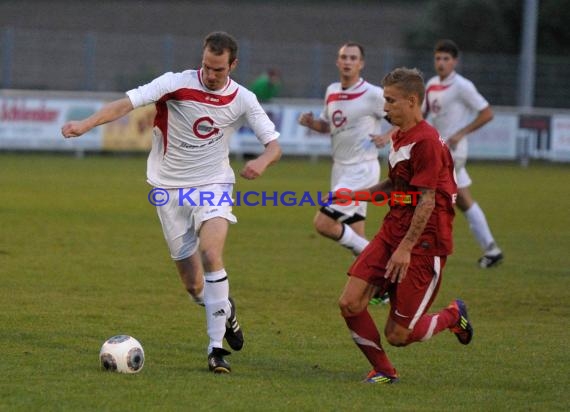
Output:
[{"xmin": 1, "ymin": 0, "xmax": 569, "ymax": 108}]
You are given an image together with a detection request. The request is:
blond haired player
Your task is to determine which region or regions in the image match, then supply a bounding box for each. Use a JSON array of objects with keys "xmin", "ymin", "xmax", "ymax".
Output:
[{"xmin": 338, "ymin": 67, "xmax": 472, "ymax": 384}]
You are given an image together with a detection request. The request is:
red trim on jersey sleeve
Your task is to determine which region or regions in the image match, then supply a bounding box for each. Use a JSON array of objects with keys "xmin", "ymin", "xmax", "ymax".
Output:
[
  {"xmin": 425, "ymin": 84, "xmax": 450, "ymax": 114},
  {"xmin": 326, "ymin": 89, "xmax": 367, "ymax": 105},
  {"xmin": 154, "ymin": 101, "xmax": 169, "ymax": 154}
]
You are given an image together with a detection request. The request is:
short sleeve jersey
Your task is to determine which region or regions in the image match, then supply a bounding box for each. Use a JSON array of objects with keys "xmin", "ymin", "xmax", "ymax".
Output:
[
  {"xmin": 379, "ymin": 121, "xmax": 457, "ymax": 256},
  {"xmin": 320, "ymin": 79, "xmax": 385, "ymax": 164},
  {"xmin": 127, "ymin": 69, "xmax": 279, "ymax": 188},
  {"xmin": 422, "ymin": 71, "xmax": 489, "ymax": 159}
]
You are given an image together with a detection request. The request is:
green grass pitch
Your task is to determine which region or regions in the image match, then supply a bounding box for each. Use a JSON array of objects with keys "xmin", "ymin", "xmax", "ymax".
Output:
[{"xmin": 1, "ymin": 153, "xmax": 569, "ymax": 411}]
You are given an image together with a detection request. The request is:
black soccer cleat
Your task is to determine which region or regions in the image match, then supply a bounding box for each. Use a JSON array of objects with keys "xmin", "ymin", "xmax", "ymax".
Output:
[
  {"xmin": 478, "ymin": 252, "xmax": 504, "ymax": 268},
  {"xmin": 208, "ymin": 347, "xmax": 232, "ymax": 374},
  {"xmin": 225, "ymin": 297, "xmax": 244, "ymax": 351}
]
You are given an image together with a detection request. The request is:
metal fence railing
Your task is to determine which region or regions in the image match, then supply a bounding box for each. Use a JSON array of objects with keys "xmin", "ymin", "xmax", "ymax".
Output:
[{"xmin": 1, "ymin": 27, "xmax": 569, "ymax": 109}]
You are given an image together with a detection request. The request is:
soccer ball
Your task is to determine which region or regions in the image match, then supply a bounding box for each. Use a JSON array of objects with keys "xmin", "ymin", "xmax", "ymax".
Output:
[{"xmin": 99, "ymin": 335, "xmax": 145, "ymax": 374}]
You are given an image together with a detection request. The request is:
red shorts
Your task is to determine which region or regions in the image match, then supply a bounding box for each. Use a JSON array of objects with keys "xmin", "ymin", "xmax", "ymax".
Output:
[{"xmin": 348, "ymin": 235, "xmax": 447, "ymax": 329}]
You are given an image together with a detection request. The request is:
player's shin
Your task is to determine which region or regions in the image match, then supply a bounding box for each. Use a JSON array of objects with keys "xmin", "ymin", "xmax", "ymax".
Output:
[
  {"xmin": 343, "ymin": 309, "xmax": 396, "ymax": 376},
  {"xmin": 406, "ymin": 307, "xmax": 457, "ymax": 344},
  {"xmin": 338, "ymin": 224, "xmax": 369, "ymax": 255}
]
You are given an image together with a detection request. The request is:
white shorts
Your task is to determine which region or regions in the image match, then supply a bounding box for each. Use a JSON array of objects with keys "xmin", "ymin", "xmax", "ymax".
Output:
[
  {"xmin": 155, "ymin": 183, "xmax": 237, "ymax": 260},
  {"xmin": 453, "ymin": 157, "xmax": 472, "ymax": 189},
  {"xmin": 329, "ymin": 159, "xmax": 380, "ymax": 219}
]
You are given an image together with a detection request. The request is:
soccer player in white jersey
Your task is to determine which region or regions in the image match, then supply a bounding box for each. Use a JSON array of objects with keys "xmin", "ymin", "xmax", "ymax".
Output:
[
  {"xmin": 61, "ymin": 32, "xmax": 282, "ymax": 373},
  {"xmin": 423, "ymin": 39, "xmax": 503, "ymax": 268},
  {"xmin": 298, "ymin": 43, "xmax": 393, "ymax": 268}
]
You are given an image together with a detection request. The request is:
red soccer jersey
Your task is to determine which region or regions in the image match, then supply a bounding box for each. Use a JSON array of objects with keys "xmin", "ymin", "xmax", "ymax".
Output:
[{"xmin": 379, "ymin": 120, "xmax": 457, "ymax": 256}]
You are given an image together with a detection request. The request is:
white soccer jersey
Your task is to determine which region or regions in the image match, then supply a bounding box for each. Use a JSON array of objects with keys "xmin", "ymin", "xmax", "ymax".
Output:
[
  {"xmin": 127, "ymin": 69, "xmax": 279, "ymax": 188},
  {"xmin": 423, "ymin": 71, "xmax": 489, "ymax": 159},
  {"xmin": 320, "ymin": 79, "xmax": 384, "ymax": 164}
]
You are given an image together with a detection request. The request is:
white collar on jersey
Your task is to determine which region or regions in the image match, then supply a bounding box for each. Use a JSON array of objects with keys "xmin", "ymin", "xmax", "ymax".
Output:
[
  {"xmin": 438, "ymin": 71, "xmax": 457, "ymax": 85},
  {"xmin": 342, "ymin": 77, "xmax": 365, "ymax": 91},
  {"xmin": 198, "ymin": 68, "xmax": 233, "ymax": 93}
]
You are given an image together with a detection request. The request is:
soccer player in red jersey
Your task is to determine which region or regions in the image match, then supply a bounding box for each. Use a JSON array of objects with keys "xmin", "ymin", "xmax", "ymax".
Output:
[{"xmin": 336, "ymin": 67, "xmax": 473, "ymax": 384}]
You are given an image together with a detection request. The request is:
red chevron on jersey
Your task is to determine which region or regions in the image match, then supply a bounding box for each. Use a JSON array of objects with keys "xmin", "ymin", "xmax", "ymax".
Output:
[
  {"xmin": 160, "ymin": 87, "xmax": 239, "ymax": 106},
  {"xmin": 126, "ymin": 69, "xmax": 279, "ymax": 188},
  {"xmin": 326, "ymin": 89, "xmax": 367, "ymax": 105}
]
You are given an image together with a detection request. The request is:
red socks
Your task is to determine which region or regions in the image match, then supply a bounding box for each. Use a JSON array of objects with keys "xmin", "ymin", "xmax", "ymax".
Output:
[
  {"xmin": 344, "ymin": 309, "xmax": 397, "ymax": 376},
  {"xmin": 406, "ymin": 305, "xmax": 458, "ymax": 344}
]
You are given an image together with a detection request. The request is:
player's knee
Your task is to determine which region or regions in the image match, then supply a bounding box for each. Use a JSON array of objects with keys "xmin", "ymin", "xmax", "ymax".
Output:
[
  {"xmin": 314, "ymin": 216, "xmax": 339, "ymax": 238},
  {"xmin": 313, "ymin": 215, "xmax": 328, "ymax": 234},
  {"xmin": 338, "ymin": 297, "xmax": 364, "ymax": 318},
  {"xmin": 200, "ymin": 249, "xmax": 223, "ymax": 271}
]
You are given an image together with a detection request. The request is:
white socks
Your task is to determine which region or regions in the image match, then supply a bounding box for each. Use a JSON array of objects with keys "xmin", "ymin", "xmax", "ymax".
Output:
[
  {"xmin": 204, "ymin": 269, "xmax": 231, "ymax": 354},
  {"xmin": 337, "ymin": 224, "xmax": 369, "ymax": 255},
  {"xmin": 464, "ymin": 203, "xmax": 500, "ymax": 253}
]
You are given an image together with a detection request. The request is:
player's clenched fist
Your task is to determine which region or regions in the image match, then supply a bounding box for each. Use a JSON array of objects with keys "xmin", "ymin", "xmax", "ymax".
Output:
[
  {"xmin": 61, "ymin": 121, "xmax": 89, "ymax": 138},
  {"xmin": 298, "ymin": 112, "xmax": 314, "ymax": 128}
]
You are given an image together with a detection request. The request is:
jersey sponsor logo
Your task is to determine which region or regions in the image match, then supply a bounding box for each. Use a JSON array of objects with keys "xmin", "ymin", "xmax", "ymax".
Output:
[
  {"xmin": 180, "ymin": 135, "xmax": 223, "ymax": 149},
  {"xmin": 430, "ymin": 98, "xmax": 442, "ymax": 114},
  {"xmin": 425, "ymin": 84, "xmax": 450, "ymax": 114},
  {"xmin": 193, "ymin": 116, "xmax": 220, "ymax": 139},
  {"xmin": 390, "ymin": 193, "xmax": 416, "ymax": 205},
  {"xmin": 204, "ymin": 95, "xmax": 221, "ymax": 103},
  {"xmin": 331, "ymin": 110, "xmax": 347, "ymax": 128}
]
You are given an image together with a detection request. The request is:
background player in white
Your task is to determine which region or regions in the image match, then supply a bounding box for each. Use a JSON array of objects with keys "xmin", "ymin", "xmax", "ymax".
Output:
[
  {"xmin": 423, "ymin": 39, "xmax": 503, "ymax": 268},
  {"xmin": 61, "ymin": 32, "xmax": 282, "ymax": 373},
  {"xmin": 298, "ymin": 42, "xmax": 392, "ymax": 264}
]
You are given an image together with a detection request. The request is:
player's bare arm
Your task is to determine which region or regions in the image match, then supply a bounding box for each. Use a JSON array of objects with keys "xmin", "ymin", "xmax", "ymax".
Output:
[
  {"xmin": 369, "ymin": 178, "xmax": 394, "ymax": 201},
  {"xmin": 240, "ymin": 140, "xmax": 282, "ymax": 180},
  {"xmin": 298, "ymin": 112, "xmax": 331, "ymax": 134},
  {"xmin": 325, "ymin": 178, "xmax": 394, "ymax": 204},
  {"xmin": 385, "ymin": 187, "xmax": 435, "ymax": 283},
  {"xmin": 447, "ymin": 106, "xmax": 494, "ymax": 149},
  {"xmin": 370, "ymin": 126, "xmax": 398, "ymax": 148},
  {"xmin": 61, "ymin": 97, "xmax": 134, "ymax": 138}
]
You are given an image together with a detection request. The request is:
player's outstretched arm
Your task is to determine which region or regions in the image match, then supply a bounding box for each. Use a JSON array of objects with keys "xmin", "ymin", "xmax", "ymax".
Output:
[
  {"xmin": 61, "ymin": 97, "xmax": 134, "ymax": 138},
  {"xmin": 240, "ymin": 140, "xmax": 282, "ymax": 180},
  {"xmin": 324, "ymin": 178, "xmax": 393, "ymax": 204}
]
